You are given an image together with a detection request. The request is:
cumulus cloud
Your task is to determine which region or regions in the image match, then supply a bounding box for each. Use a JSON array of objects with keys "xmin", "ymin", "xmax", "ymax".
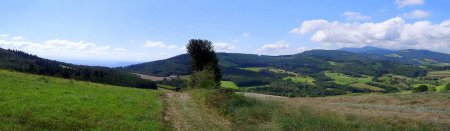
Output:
[
  {"xmin": 144, "ymin": 40, "xmax": 177, "ymax": 49},
  {"xmin": 0, "ymin": 36, "xmax": 150, "ymax": 61},
  {"xmin": 401, "ymin": 10, "xmax": 431, "ymax": 19},
  {"xmin": 395, "ymin": 0, "xmax": 424, "ymax": 8},
  {"xmin": 342, "ymin": 11, "xmax": 371, "ymax": 21},
  {"xmin": 214, "ymin": 42, "xmax": 236, "ymax": 51},
  {"xmin": 291, "ymin": 17, "xmax": 450, "ymax": 53},
  {"xmin": 258, "ymin": 41, "xmax": 289, "ymax": 51}
]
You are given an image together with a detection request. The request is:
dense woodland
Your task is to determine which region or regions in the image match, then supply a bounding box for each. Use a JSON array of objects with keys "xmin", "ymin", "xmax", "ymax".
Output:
[{"xmin": 0, "ymin": 48, "xmax": 156, "ymax": 89}]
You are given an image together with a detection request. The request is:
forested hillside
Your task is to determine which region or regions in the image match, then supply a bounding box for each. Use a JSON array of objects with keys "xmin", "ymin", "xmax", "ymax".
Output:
[{"xmin": 0, "ymin": 48, "xmax": 156, "ymax": 89}]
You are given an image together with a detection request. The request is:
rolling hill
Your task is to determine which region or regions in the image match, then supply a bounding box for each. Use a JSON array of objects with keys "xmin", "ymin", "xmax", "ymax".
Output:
[
  {"xmin": 0, "ymin": 48, "xmax": 157, "ymax": 89},
  {"xmin": 0, "ymin": 69, "xmax": 167, "ymax": 130}
]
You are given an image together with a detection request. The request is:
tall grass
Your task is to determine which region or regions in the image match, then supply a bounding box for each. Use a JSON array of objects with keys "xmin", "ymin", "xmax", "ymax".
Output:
[{"xmin": 189, "ymin": 88, "xmax": 440, "ymax": 130}]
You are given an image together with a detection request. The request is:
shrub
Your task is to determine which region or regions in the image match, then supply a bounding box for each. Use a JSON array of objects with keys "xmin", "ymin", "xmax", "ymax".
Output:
[
  {"xmin": 188, "ymin": 68, "xmax": 218, "ymax": 89},
  {"xmin": 413, "ymin": 85, "xmax": 429, "ymax": 93},
  {"xmin": 446, "ymin": 83, "xmax": 450, "ymax": 90}
]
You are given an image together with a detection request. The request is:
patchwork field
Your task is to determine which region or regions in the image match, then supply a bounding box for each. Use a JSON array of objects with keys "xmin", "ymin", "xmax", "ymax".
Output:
[
  {"xmin": 0, "ymin": 70, "xmax": 168, "ymax": 130},
  {"xmin": 220, "ymin": 81, "xmax": 239, "ymax": 89},
  {"xmin": 325, "ymin": 72, "xmax": 373, "ymax": 85}
]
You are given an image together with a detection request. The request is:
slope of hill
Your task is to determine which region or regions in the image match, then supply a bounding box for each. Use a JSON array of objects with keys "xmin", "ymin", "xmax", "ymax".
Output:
[
  {"xmin": 123, "ymin": 50, "xmax": 431, "ymax": 96},
  {"xmin": 0, "ymin": 69, "xmax": 168, "ymax": 130},
  {"xmin": 340, "ymin": 46, "xmax": 395, "ymax": 54},
  {"xmin": 0, "ymin": 48, "xmax": 156, "ymax": 89},
  {"xmin": 341, "ymin": 46, "xmax": 450, "ymax": 66}
]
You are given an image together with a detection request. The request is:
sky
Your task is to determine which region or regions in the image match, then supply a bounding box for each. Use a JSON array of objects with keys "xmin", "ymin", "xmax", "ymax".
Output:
[{"xmin": 1, "ymin": 0, "xmax": 450, "ymax": 66}]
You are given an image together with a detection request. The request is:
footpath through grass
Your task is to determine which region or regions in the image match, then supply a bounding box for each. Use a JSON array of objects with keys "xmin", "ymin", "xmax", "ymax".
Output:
[{"xmin": 0, "ymin": 70, "xmax": 169, "ymax": 130}]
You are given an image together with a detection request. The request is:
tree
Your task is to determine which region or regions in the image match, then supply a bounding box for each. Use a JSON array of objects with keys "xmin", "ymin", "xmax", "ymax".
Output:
[
  {"xmin": 413, "ymin": 85, "xmax": 429, "ymax": 93},
  {"xmin": 187, "ymin": 39, "xmax": 221, "ymax": 85},
  {"xmin": 446, "ymin": 83, "xmax": 450, "ymax": 90}
]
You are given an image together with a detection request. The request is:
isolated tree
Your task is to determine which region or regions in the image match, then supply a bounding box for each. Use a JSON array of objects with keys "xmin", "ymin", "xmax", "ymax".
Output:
[{"xmin": 186, "ymin": 39, "xmax": 221, "ymax": 84}]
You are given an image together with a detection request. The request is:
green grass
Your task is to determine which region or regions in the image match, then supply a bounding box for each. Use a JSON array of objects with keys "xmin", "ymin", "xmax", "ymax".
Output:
[
  {"xmin": 0, "ymin": 69, "xmax": 168, "ymax": 130},
  {"xmin": 221, "ymin": 81, "xmax": 239, "ymax": 89},
  {"xmin": 239, "ymin": 67, "xmax": 267, "ymax": 72},
  {"xmin": 325, "ymin": 72, "xmax": 372, "ymax": 85},
  {"xmin": 283, "ymin": 76, "xmax": 315, "ymax": 84},
  {"xmin": 350, "ymin": 83, "xmax": 385, "ymax": 92}
]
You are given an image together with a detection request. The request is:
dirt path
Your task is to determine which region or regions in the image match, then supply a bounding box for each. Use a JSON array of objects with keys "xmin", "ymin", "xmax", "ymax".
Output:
[{"xmin": 164, "ymin": 92, "xmax": 231, "ymax": 131}]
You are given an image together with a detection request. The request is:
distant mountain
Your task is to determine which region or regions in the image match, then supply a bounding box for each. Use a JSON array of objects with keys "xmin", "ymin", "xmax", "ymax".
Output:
[
  {"xmin": 340, "ymin": 46, "xmax": 395, "ymax": 55},
  {"xmin": 340, "ymin": 46, "xmax": 450, "ymax": 65},
  {"xmin": 0, "ymin": 48, "xmax": 156, "ymax": 89}
]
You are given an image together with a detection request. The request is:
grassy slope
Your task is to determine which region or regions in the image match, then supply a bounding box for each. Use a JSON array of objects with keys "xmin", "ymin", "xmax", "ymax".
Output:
[
  {"xmin": 243, "ymin": 92, "xmax": 450, "ymax": 130},
  {"xmin": 0, "ymin": 70, "xmax": 168, "ymax": 130}
]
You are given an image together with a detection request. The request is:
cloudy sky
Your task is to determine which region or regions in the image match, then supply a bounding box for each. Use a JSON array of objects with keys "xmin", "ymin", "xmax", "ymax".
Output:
[{"xmin": 1, "ymin": 0, "xmax": 449, "ymax": 66}]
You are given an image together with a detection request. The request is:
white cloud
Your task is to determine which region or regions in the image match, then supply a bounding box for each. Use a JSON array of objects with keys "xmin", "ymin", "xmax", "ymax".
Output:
[
  {"xmin": 144, "ymin": 40, "xmax": 178, "ymax": 49},
  {"xmin": 214, "ymin": 42, "xmax": 236, "ymax": 51},
  {"xmin": 401, "ymin": 10, "xmax": 431, "ymax": 19},
  {"xmin": 242, "ymin": 32, "xmax": 251, "ymax": 37},
  {"xmin": 257, "ymin": 41, "xmax": 309, "ymax": 55},
  {"xmin": 342, "ymin": 11, "xmax": 371, "ymax": 21},
  {"xmin": 12, "ymin": 36, "xmax": 22, "ymax": 41},
  {"xmin": 291, "ymin": 17, "xmax": 450, "ymax": 53},
  {"xmin": 395, "ymin": 0, "xmax": 424, "ymax": 8},
  {"xmin": 0, "ymin": 37, "xmax": 151, "ymax": 61},
  {"xmin": 0, "ymin": 34, "xmax": 8, "ymax": 38},
  {"xmin": 258, "ymin": 41, "xmax": 289, "ymax": 51}
]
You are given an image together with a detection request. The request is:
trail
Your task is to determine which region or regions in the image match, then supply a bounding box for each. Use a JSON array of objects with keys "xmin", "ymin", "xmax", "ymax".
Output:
[{"xmin": 164, "ymin": 92, "xmax": 231, "ymax": 131}]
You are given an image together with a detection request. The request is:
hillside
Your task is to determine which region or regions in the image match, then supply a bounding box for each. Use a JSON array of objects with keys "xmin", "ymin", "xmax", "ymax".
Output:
[
  {"xmin": 0, "ymin": 69, "xmax": 168, "ymax": 130},
  {"xmin": 341, "ymin": 46, "xmax": 450, "ymax": 66},
  {"xmin": 0, "ymin": 48, "xmax": 156, "ymax": 89},
  {"xmin": 123, "ymin": 50, "xmax": 433, "ymax": 96}
]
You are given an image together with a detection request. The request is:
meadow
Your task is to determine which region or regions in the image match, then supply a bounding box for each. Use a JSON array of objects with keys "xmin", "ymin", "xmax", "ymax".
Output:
[{"xmin": 0, "ymin": 70, "xmax": 169, "ymax": 130}]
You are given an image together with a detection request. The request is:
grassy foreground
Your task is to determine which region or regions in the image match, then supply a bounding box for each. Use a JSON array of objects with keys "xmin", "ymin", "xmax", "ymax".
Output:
[
  {"xmin": 0, "ymin": 70, "xmax": 168, "ymax": 130},
  {"xmin": 188, "ymin": 88, "xmax": 448, "ymax": 130}
]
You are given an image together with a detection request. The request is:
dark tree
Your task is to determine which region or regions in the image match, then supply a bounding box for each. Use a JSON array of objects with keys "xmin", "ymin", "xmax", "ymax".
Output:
[{"xmin": 186, "ymin": 39, "xmax": 221, "ymax": 84}]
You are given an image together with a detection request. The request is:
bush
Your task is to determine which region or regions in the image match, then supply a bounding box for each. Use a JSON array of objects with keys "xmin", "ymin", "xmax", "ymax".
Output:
[
  {"xmin": 446, "ymin": 83, "xmax": 450, "ymax": 90},
  {"xmin": 188, "ymin": 69, "xmax": 218, "ymax": 89},
  {"xmin": 413, "ymin": 85, "xmax": 429, "ymax": 93}
]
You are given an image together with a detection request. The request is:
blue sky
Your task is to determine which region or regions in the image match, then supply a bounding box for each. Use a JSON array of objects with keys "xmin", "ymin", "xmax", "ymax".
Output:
[{"xmin": 1, "ymin": 0, "xmax": 450, "ymax": 66}]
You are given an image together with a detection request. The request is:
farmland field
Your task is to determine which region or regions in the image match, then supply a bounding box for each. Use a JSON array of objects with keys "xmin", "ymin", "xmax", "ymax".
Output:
[
  {"xmin": 220, "ymin": 81, "xmax": 239, "ymax": 89},
  {"xmin": 325, "ymin": 72, "xmax": 372, "ymax": 85},
  {"xmin": 0, "ymin": 70, "xmax": 168, "ymax": 130}
]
